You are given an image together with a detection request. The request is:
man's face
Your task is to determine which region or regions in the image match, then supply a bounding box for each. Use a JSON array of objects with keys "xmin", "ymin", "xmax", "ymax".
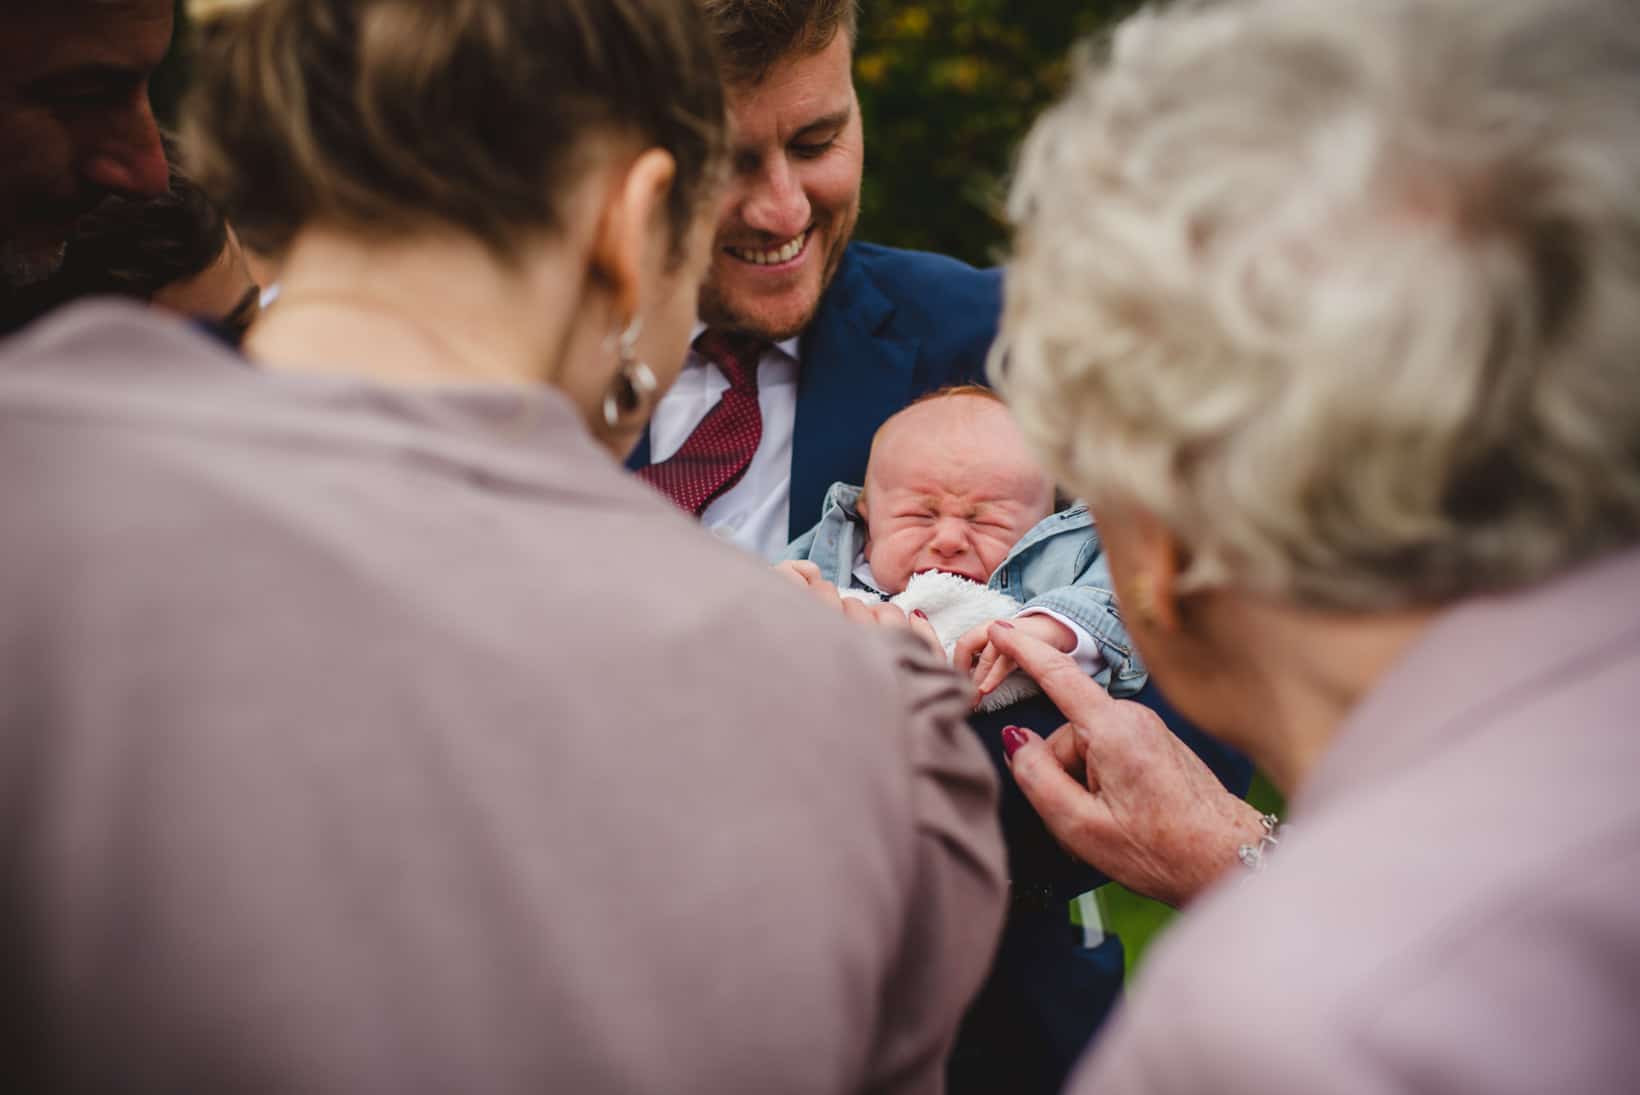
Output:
[
  {"xmin": 0, "ymin": 1, "xmax": 173, "ymax": 288},
  {"xmin": 697, "ymin": 31, "xmax": 863, "ymax": 341}
]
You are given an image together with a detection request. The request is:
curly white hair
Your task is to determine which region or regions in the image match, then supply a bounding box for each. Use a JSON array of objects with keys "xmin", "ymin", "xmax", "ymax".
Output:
[{"xmin": 995, "ymin": 0, "xmax": 1640, "ymax": 609}]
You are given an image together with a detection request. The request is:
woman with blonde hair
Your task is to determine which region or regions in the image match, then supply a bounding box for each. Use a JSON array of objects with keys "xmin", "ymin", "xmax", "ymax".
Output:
[
  {"xmin": 0, "ymin": 2, "xmax": 1004, "ymax": 1091},
  {"xmin": 984, "ymin": 0, "xmax": 1640, "ymax": 1090}
]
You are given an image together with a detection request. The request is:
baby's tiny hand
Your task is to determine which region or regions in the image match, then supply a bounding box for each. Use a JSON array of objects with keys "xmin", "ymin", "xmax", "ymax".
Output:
[
  {"xmin": 968, "ymin": 615, "xmax": 1076, "ymax": 704},
  {"xmin": 952, "ymin": 621, "xmax": 997, "ymax": 679},
  {"xmin": 1012, "ymin": 613, "xmax": 1077, "ymax": 653}
]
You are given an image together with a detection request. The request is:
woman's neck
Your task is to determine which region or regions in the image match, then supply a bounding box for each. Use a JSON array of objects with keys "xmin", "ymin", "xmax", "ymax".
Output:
[
  {"xmin": 245, "ymin": 226, "xmax": 579, "ymax": 388},
  {"xmin": 1216, "ymin": 595, "xmax": 1437, "ymax": 793}
]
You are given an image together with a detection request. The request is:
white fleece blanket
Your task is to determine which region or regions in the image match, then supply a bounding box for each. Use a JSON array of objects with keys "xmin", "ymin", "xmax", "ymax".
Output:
[{"xmin": 843, "ymin": 570, "xmax": 1041, "ymax": 712}]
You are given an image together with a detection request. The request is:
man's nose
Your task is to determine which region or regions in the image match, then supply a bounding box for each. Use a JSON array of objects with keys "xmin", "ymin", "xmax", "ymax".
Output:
[
  {"xmin": 740, "ymin": 157, "xmax": 811, "ymax": 241},
  {"xmin": 81, "ymin": 95, "xmax": 169, "ymax": 201}
]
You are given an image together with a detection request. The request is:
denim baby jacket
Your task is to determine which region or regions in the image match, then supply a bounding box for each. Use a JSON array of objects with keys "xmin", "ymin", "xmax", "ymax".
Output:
[{"xmin": 784, "ymin": 481, "xmax": 1147, "ymax": 697}]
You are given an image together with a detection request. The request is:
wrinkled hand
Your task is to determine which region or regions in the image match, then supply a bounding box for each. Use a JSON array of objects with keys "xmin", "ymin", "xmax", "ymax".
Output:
[
  {"xmin": 772, "ymin": 561, "xmax": 945, "ymax": 660},
  {"xmin": 988, "ymin": 622, "xmax": 1265, "ymax": 907},
  {"xmin": 952, "ymin": 615, "xmax": 1074, "ymax": 707}
]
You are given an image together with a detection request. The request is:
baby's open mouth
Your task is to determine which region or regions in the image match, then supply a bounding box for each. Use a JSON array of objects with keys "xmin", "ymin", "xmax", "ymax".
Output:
[{"xmin": 915, "ymin": 565, "xmax": 987, "ymax": 585}]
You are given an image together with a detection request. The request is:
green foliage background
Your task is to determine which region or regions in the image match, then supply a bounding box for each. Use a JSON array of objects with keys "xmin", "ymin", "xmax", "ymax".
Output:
[
  {"xmin": 156, "ymin": 2, "xmax": 1139, "ymax": 269},
  {"xmin": 854, "ymin": 0, "xmax": 1141, "ymax": 267}
]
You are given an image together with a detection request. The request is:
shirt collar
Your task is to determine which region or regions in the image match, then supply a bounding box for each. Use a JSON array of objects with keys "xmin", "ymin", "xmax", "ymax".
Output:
[{"xmin": 689, "ymin": 320, "xmax": 800, "ymax": 365}]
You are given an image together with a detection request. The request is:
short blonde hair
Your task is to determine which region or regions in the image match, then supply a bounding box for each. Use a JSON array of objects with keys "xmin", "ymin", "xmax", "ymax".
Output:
[{"xmin": 996, "ymin": 0, "xmax": 1640, "ymax": 609}]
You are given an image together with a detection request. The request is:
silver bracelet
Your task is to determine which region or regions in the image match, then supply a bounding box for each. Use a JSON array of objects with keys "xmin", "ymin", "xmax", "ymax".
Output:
[{"xmin": 1237, "ymin": 812, "xmax": 1284, "ymax": 873}]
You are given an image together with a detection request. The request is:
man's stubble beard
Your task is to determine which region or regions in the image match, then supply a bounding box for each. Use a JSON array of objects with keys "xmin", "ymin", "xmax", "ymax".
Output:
[
  {"xmin": 697, "ymin": 195, "xmax": 860, "ymax": 343},
  {"xmin": 0, "ymin": 236, "xmax": 68, "ymax": 291}
]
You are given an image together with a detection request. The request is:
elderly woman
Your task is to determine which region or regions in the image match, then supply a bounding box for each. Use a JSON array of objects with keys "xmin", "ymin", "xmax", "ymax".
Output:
[
  {"xmin": 0, "ymin": 1, "xmax": 1004, "ymax": 1091},
  {"xmin": 982, "ymin": 0, "xmax": 1640, "ymax": 1091}
]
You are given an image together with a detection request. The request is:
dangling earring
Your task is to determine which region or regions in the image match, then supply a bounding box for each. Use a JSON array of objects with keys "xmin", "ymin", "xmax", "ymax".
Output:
[
  {"xmin": 1127, "ymin": 572, "xmax": 1161, "ymax": 630},
  {"xmin": 603, "ymin": 315, "xmax": 658, "ymax": 429}
]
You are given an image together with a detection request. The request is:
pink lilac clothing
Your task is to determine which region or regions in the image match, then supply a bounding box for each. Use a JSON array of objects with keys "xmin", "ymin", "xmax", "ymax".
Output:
[
  {"xmin": 0, "ymin": 302, "xmax": 1006, "ymax": 1095},
  {"xmin": 1072, "ymin": 546, "xmax": 1640, "ymax": 1094}
]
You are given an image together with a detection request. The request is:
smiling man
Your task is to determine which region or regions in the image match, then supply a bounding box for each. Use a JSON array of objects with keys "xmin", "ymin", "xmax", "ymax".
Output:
[
  {"xmin": 0, "ymin": 0, "xmax": 173, "ymax": 327},
  {"xmin": 630, "ymin": 0, "xmax": 1002, "ymax": 559},
  {"xmin": 628, "ymin": 7, "xmax": 1252, "ymax": 1095},
  {"xmin": 694, "ymin": 17, "xmax": 862, "ymax": 344}
]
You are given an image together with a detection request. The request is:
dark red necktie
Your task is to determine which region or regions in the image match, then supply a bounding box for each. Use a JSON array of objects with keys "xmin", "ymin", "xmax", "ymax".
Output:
[{"xmin": 637, "ymin": 329, "xmax": 767, "ymax": 515}]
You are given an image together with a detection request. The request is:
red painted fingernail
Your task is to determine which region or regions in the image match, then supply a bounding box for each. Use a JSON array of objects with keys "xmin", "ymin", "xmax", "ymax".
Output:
[
  {"xmin": 993, "ymin": 620, "xmax": 1014, "ymax": 630},
  {"xmin": 912, "ymin": 609, "xmax": 929, "ymax": 620},
  {"xmin": 1001, "ymin": 725, "xmax": 1029, "ymax": 760}
]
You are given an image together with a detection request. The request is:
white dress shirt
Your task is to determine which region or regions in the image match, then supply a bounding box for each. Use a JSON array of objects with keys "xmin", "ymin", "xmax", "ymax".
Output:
[{"xmin": 647, "ymin": 325, "xmax": 802, "ymax": 561}]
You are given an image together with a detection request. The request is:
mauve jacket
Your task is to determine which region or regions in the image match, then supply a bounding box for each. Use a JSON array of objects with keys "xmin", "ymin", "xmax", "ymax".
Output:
[
  {"xmin": 0, "ymin": 302, "xmax": 1006, "ymax": 1095},
  {"xmin": 1072, "ymin": 545, "xmax": 1640, "ymax": 1094}
]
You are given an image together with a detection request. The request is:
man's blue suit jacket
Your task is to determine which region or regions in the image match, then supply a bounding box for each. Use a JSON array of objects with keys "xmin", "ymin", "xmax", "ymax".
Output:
[
  {"xmin": 630, "ymin": 242, "xmax": 1250, "ymax": 1093},
  {"xmin": 626, "ymin": 241, "xmax": 1001, "ymax": 540}
]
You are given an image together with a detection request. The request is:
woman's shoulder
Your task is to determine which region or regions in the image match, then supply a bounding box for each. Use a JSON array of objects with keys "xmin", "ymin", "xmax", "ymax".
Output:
[{"xmin": 604, "ymin": 540, "xmax": 1000, "ymax": 811}]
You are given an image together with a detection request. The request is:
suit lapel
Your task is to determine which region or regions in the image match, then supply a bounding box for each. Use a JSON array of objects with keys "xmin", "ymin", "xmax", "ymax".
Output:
[
  {"xmin": 790, "ymin": 246, "xmax": 920, "ymax": 540},
  {"xmin": 624, "ymin": 427, "xmax": 652, "ymax": 471}
]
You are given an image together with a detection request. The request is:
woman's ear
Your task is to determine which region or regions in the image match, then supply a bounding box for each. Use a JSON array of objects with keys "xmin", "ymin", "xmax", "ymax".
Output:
[
  {"xmin": 1142, "ymin": 515, "xmax": 1187, "ymax": 633},
  {"xmin": 1100, "ymin": 502, "xmax": 1187, "ymax": 633},
  {"xmin": 587, "ymin": 148, "xmax": 678, "ymax": 319}
]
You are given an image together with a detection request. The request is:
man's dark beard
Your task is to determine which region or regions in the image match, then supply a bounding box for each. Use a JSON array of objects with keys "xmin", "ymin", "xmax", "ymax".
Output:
[
  {"xmin": 2, "ymin": 187, "xmax": 104, "ymax": 294},
  {"xmin": 0, "ymin": 239, "xmax": 76, "ymax": 337},
  {"xmin": 0, "ymin": 238, "xmax": 68, "ymax": 291}
]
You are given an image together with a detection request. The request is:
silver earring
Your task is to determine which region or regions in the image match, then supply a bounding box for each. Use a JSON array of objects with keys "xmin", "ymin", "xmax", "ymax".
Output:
[{"xmin": 603, "ymin": 316, "xmax": 657, "ymax": 429}]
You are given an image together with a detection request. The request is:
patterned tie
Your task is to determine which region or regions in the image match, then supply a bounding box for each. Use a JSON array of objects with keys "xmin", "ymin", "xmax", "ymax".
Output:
[{"xmin": 637, "ymin": 329, "xmax": 767, "ymax": 515}]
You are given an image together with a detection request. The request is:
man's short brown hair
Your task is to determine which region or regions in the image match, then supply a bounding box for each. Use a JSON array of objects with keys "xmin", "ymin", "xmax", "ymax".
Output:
[{"xmin": 699, "ymin": 0, "xmax": 859, "ymax": 84}]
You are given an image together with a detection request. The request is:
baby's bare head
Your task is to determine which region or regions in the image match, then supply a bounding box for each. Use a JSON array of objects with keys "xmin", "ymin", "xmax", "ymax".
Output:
[{"xmin": 860, "ymin": 387, "xmax": 1056, "ymax": 593}]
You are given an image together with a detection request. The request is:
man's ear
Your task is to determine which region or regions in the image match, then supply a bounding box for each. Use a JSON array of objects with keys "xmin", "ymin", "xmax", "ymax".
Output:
[{"xmin": 587, "ymin": 148, "xmax": 678, "ymax": 319}]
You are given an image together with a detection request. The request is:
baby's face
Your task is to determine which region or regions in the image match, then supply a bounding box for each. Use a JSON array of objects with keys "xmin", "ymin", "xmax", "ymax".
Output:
[{"xmin": 861, "ymin": 396, "xmax": 1054, "ymax": 594}]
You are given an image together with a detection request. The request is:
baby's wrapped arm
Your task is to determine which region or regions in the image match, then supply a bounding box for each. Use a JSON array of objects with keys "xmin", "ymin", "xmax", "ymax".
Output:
[{"xmin": 1015, "ymin": 552, "xmax": 1147, "ymax": 697}]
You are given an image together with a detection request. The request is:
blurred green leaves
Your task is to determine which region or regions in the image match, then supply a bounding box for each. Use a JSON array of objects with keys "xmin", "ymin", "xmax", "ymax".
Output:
[
  {"xmin": 854, "ymin": 0, "xmax": 1140, "ymax": 266},
  {"xmin": 153, "ymin": 1, "xmax": 1138, "ymax": 269}
]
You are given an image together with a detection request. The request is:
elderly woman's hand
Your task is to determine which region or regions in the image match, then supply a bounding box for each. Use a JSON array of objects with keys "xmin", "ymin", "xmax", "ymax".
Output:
[{"xmin": 987, "ymin": 621, "xmax": 1266, "ymax": 907}]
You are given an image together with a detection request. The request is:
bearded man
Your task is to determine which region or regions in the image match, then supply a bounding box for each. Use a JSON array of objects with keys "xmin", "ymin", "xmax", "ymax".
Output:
[
  {"xmin": 626, "ymin": 5, "xmax": 1253, "ymax": 1093},
  {"xmin": 0, "ymin": 0, "xmax": 173, "ymax": 334}
]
